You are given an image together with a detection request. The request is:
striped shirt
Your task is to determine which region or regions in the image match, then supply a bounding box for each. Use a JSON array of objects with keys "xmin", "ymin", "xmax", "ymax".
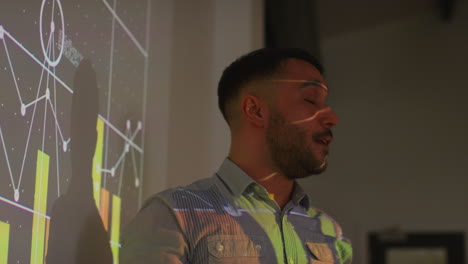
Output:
[{"xmin": 121, "ymin": 158, "xmax": 353, "ymax": 264}]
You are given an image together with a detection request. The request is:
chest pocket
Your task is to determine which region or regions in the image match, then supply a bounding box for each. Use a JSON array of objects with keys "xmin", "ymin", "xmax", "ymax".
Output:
[
  {"xmin": 207, "ymin": 235, "xmax": 264, "ymax": 264},
  {"xmin": 306, "ymin": 242, "xmax": 336, "ymax": 264}
]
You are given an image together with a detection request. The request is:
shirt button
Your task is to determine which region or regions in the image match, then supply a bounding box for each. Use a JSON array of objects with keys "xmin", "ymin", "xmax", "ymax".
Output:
[{"xmin": 216, "ymin": 242, "xmax": 224, "ymax": 252}]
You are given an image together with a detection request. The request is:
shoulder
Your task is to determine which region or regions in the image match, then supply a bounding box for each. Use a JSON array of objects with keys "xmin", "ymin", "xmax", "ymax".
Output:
[
  {"xmin": 307, "ymin": 206, "xmax": 343, "ymax": 239},
  {"xmin": 141, "ymin": 175, "xmax": 221, "ymax": 212},
  {"xmin": 307, "ymin": 206, "xmax": 353, "ymax": 264}
]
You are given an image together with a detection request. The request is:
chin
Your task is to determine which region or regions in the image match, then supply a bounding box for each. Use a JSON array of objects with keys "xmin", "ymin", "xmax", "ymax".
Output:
[{"xmin": 308, "ymin": 160, "xmax": 328, "ymax": 175}]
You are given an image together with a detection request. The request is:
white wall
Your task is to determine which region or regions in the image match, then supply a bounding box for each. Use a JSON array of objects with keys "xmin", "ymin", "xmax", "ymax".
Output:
[
  {"xmin": 141, "ymin": 0, "xmax": 174, "ymax": 202},
  {"xmin": 143, "ymin": 0, "xmax": 263, "ymax": 197},
  {"xmin": 300, "ymin": 1, "xmax": 468, "ymax": 263},
  {"xmin": 165, "ymin": 0, "xmax": 263, "ymax": 188}
]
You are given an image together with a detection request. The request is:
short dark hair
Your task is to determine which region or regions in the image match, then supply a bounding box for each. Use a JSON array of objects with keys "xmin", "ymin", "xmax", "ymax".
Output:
[{"xmin": 217, "ymin": 48, "xmax": 323, "ymax": 123}]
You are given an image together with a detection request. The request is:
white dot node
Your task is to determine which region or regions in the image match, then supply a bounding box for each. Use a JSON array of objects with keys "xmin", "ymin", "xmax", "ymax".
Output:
[
  {"xmin": 111, "ymin": 168, "xmax": 116, "ymax": 177},
  {"xmin": 45, "ymin": 88, "xmax": 50, "ymax": 100},
  {"xmin": 0, "ymin": 25, "xmax": 4, "ymax": 40},
  {"xmin": 135, "ymin": 177, "xmax": 140, "ymax": 187},
  {"xmin": 14, "ymin": 189, "xmax": 19, "ymax": 202},
  {"xmin": 50, "ymin": 21, "xmax": 55, "ymax": 33},
  {"xmin": 126, "ymin": 120, "xmax": 131, "ymax": 131},
  {"xmin": 125, "ymin": 144, "xmax": 130, "ymax": 153},
  {"xmin": 63, "ymin": 140, "xmax": 68, "ymax": 152},
  {"xmin": 21, "ymin": 103, "xmax": 26, "ymax": 116},
  {"xmin": 137, "ymin": 121, "xmax": 142, "ymax": 130}
]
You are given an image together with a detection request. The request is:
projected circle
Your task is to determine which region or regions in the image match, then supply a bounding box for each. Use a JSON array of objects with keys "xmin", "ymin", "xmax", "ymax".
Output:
[{"xmin": 39, "ymin": 0, "xmax": 65, "ymax": 67}]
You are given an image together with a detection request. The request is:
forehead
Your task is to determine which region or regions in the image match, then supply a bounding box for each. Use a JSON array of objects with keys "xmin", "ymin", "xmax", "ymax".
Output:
[
  {"xmin": 271, "ymin": 58, "xmax": 328, "ymax": 96},
  {"xmin": 278, "ymin": 58, "xmax": 325, "ymax": 83}
]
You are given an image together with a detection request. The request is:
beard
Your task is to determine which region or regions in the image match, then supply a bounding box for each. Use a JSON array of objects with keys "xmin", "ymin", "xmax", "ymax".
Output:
[{"xmin": 266, "ymin": 108, "xmax": 328, "ymax": 180}]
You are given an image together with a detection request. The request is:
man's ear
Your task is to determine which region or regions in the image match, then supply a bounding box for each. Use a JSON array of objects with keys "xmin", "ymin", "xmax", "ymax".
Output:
[{"xmin": 241, "ymin": 95, "xmax": 268, "ymax": 127}]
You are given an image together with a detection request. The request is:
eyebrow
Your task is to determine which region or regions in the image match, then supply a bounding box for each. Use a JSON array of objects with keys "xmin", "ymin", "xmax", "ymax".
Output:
[{"xmin": 270, "ymin": 79, "xmax": 329, "ymax": 92}]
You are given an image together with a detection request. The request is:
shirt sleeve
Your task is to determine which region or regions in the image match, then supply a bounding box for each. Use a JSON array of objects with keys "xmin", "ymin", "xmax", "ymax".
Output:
[
  {"xmin": 120, "ymin": 196, "xmax": 189, "ymax": 264},
  {"xmin": 336, "ymin": 236, "xmax": 353, "ymax": 264}
]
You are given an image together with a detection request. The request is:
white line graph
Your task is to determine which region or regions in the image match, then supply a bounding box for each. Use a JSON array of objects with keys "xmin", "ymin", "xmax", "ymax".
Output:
[
  {"xmin": 1, "ymin": 0, "xmax": 151, "ymax": 262},
  {"xmin": 103, "ymin": 0, "xmax": 117, "ymax": 190},
  {"xmin": 3, "ymin": 35, "xmax": 24, "ymax": 105},
  {"xmin": 1, "ymin": 27, "xmax": 73, "ymax": 94},
  {"xmin": 98, "ymin": 114, "xmax": 143, "ymax": 153},
  {"xmin": 99, "ymin": 120, "xmax": 141, "ymax": 186},
  {"xmin": 0, "ymin": 195, "xmax": 50, "ymax": 220},
  {"xmin": 0, "ymin": 23, "xmax": 59, "ymax": 201},
  {"xmin": 101, "ymin": 0, "xmax": 148, "ymax": 58},
  {"xmin": 0, "ymin": 0, "xmax": 150, "ymax": 205}
]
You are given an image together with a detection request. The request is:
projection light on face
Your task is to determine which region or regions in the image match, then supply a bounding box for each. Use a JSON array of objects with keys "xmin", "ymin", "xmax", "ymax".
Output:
[
  {"xmin": 266, "ymin": 80, "xmax": 333, "ymax": 180},
  {"xmin": 259, "ymin": 172, "xmax": 278, "ymax": 182},
  {"xmin": 290, "ymin": 107, "xmax": 333, "ymax": 173}
]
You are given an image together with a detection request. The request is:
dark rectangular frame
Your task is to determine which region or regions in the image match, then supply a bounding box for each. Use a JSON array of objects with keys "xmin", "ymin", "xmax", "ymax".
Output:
[{"xmin": 369, "ymin": 232, "xmax": 465, "ymax": 264}]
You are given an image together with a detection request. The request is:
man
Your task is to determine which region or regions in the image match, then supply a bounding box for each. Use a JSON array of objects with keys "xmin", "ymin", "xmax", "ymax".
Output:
[{"xmin": 121, "ymin": 48, "xmax": 353, "ymax": 264}]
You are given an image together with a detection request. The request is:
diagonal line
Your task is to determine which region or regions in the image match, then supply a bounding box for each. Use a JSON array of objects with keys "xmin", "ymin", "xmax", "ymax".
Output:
[
  {"xmin": 103, "ymin": 0, "xmax": 118, "ymax": 189},
  {"xmin": 17, "ymin": 31, "xmax": 53, "ymax": 190},
  {"xmin": 3, "ymin": 38, "xmax": 23, "ymax": 104},
  {"xmin": 138, "ymin": 0, "xmax": 152, "ymax": 207},
  {"xmin": 130, "ymin": 142, "xmax": 139, "ymax": 183},
  {"xmin": 52, "ymin": 32, "xmax": 61, "ymax": 197},
  {"xmin": 98, "ymin": 114, "xmax": 143, "ymax": 153},
  {"xmin": 101, "ymin": 0, "xmax": 148, "ymax": 57},
  {"xmin": 3, "ymin": 29, "xmax": 73, "ymax": 94},
  {"xmin": 0, "ymin": 124, "xmax": 16, "ymax": 190},
  {"xmin": 47, "ymin": 99, "xmax": 66, "ymax": 143},
  {"xmin": 101, "ymin": 125, "xmax": 140, "ymax": 173},
  {"xmin": 0, "ymin": 195, "xmax": 50, "ymax": 219},
  {"xmin": 25, "ymin": 94, "xmax": 47, "ymax": 109}
]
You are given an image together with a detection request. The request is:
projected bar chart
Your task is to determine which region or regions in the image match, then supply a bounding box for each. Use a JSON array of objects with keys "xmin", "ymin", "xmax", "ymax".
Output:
[
  {"xmin": 30, "ymin": 150, "xmax": 49, "ymax": 264},
  {"xmin": 100, "ymin": 188, "xmax": 110, "ymax": 231},
  {"xmin": 93, "ymin": 118, "xmax": 105, "ymax": 209},
  {"xmin": 0, "ymin": 221, "xmax": 9, "ymax": 264},
  {"xmin": 111, "ymin": 195, "xmax": 121, "ymax": 264},
  {"xmin": 0, "ymin": 0, "xmax": 151, "ymax": 262}
]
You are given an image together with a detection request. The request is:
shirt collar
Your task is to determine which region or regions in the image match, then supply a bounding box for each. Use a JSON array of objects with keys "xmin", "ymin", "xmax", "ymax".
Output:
[
  {"xmin": 216, "ymin": 158, "xmax": 256, "ymax": 198},
  {"xmin": 216, "ymin": 158, "xmax": 311, "ymax": 209},
  {"xmin": 291, "ymin": 182, "xmax": 310, "ymax": 209}
]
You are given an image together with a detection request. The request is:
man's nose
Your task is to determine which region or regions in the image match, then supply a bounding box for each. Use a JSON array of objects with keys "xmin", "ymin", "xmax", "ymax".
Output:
[{"xmin": 319, "ymin": 107, "xmax": 339, "ymax": 129}]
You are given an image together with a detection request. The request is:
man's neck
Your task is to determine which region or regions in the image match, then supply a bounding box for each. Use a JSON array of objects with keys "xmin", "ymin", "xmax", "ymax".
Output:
[
  {"xmin": 260, "ymin": 175, "xmax": 294, "ymax": 210},
  {"xmin": 228, "ymin": 154, "xmax": 294, "ymax": 210}
]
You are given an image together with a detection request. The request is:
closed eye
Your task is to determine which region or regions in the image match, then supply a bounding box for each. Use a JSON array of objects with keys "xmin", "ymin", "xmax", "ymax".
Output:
[{"xmin": 304, "ymin": 99, "xmax": 316, "ymax": 105}]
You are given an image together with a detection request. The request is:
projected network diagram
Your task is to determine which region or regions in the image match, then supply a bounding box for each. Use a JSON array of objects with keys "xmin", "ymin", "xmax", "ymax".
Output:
[{"xmin": 0, "ymin": 0, "xmax": 151, "ymax": 263}]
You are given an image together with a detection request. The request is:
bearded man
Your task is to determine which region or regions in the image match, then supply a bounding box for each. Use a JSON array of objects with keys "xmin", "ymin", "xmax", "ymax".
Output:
[{"xmin": 121, "ymin": 48, "xmax": 353, "ymax": 264}]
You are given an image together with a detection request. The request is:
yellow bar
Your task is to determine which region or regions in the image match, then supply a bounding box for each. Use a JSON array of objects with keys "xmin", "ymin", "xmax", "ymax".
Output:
[
  {"xmin": 0, "ymin": 221, "xmax": 10, "ymax": 264},
  {"xmin": 92, "ymin": 118, "xmax": 105, "ymax": 208},
  {"xmin": 110, "ymin": 195, "xmax": 121, "ymax": 264},
  {"xmin": 30, "ymin": 150, "xmax": 50, "ymax": 264}
]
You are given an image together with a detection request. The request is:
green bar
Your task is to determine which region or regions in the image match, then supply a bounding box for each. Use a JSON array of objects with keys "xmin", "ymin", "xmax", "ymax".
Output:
[
  {"xmin": 92, "ymin": 118, "xmax": 105, "ymax": 208},
  {"xmin": 30, "ymin": 150, "xmax": 49, "ymax": 264},
  {"xmin": 0, "ymin": 221, "xmax": 10, "ymax": 264},
  {"xmin": 110, "ymin": 195, "xmax": 121, "ymax": 264}
]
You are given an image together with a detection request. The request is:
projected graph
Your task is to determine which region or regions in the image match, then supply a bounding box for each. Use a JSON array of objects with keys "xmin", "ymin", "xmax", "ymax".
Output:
[{"xmin": 0, "ymin": 0, "xmax": 151, "ymax": 263}]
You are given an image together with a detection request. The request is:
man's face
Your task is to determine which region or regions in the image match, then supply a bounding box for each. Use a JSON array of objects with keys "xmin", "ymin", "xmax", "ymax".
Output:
[{"xmin": 266, "ymin": 58, "xmax": 338, "ymax": 179}]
